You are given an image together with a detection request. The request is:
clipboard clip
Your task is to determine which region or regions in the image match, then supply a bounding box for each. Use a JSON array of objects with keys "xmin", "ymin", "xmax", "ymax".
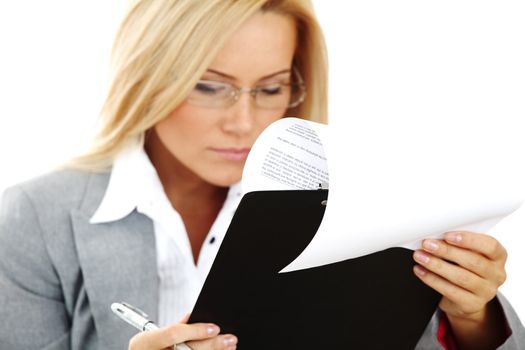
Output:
[
  {"xmin": 318, "ymin": 182, "xmax": 328, "ymax": 206},
  {"xmin": 318, "ymin": 182, "xmax": 329, "ymax": 190}
]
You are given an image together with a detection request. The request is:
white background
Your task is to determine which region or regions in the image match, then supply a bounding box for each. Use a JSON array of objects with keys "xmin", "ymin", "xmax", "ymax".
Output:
[{"xmin": 1, "ymin": 2, "xmax": 524, "ymax": 321}]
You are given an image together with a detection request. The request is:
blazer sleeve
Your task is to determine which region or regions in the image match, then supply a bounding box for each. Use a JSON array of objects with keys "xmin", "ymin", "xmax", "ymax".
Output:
[
  {"xmin": 0, "ymin": 186, "xmax": 71, "ymax": 349},
  {"xmin": 415, "ymin": 292, "xmax": 525, "ymax": 349},
  {"xmin": 496, "ymin": 292, "xmax": 525, "ymax": 349}
]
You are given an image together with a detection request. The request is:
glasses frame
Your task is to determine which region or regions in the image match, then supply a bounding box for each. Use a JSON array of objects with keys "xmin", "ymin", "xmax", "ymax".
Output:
[{"xmin": 187, "ymin": 66, "xmax": 306, "ymax": 110}]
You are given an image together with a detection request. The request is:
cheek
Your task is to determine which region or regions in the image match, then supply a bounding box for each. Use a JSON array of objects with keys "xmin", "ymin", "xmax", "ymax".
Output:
[
  {"xmin": 156, "ymin": 104, "xmax": 216, "ymax": 146},
  {"xmin": 154, "ymin": 114, "xmax": 208, "ymax": 167},
  {"xmin": 254, "ymin": 109, "xmax": 287, "ymax": 135}
]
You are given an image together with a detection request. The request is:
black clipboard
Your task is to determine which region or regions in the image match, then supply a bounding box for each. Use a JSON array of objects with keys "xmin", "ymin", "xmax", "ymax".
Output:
[{"xmin": 189, "ymin": 190, "xmax": 441, "ymax": 349}]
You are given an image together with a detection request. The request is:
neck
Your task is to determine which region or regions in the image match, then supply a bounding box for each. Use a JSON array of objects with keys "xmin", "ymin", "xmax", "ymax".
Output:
[{"xmin": 144, "ymin": 129, "xmax": 228, "ymax": 263}]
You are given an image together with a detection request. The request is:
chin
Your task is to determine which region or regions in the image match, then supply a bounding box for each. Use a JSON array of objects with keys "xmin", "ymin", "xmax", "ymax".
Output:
[{"xmin": 203, "ymin": 171, "xmax": 242, "ymax": 188}]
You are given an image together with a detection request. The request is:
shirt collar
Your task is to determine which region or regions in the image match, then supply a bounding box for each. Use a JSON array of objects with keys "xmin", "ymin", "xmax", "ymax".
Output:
[
  {"xmin": 90, "ymin": 141, "xmax": 158, "ymax": 224},
  {"xmin": 90, "ymin": 142, "xmax": 242, "ymax": 224}
]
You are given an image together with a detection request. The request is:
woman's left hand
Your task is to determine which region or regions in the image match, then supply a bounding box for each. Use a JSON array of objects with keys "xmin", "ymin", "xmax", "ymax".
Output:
[{"xmin": 413, "ymin": 231, "xmax": 508, "ymax": 349}]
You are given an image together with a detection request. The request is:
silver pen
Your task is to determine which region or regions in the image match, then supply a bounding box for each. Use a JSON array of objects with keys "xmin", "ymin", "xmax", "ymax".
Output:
[{"xmin": 111, "ymin": 302, "xmax": 192, "ymax": 350}]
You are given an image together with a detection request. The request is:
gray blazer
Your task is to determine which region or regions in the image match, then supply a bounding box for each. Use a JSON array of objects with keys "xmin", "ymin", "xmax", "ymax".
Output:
[{"xmin": 0, "ymin": 170, "xmax": 524, "ymax": 349}]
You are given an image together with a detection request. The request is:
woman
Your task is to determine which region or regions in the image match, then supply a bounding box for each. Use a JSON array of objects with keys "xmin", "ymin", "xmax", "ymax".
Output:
[{"xmin": 0, "ymin": 1, "xmax": 523, "ymax": 349}]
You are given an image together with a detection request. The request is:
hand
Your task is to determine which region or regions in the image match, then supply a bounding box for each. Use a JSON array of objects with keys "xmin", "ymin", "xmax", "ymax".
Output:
[
  {"xmin": 128, "ymin": 315, "xmax": 238, "ymax": 350},
  {"xmin": 413, "ymin": 231, "xmax": 508, "ymax": 349}
]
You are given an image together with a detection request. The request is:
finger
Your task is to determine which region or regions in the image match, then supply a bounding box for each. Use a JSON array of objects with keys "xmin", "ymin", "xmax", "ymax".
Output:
[
  {"xmin": 129, "ymin": 328, "xmax": 169, "ymax": 350},
  {"xmin": 187, "ymin": 334, "xmax": 238, "ymax": 350},
  {"xmin": 443, "ymin": 231, "xmax": 507, "ymax": 262},
  {"xmin": 413, "ymin": 250, "xmax": 497, "ymax": 300},
  {"xmin": 420, "ymin": 239, "xmax": 506, "ymax": 284},
  {"xmin": 129, "ymin": 323, "xmax": 220, "ymax": 350},
  {"xmin": 413, "ymin": 265, "xmax": 485, "ymax": 315},
  {"xmin": 179, "ymin": 314, "xmax": 191, "ymax": 324}
]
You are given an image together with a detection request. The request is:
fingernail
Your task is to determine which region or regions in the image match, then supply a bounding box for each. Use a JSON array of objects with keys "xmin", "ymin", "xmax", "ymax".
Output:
[
  {"xmin": 414, "ymin": 251, "xmax": 430, "ymax": 264},
  {"xmin": 446, "ymin": 232, "xmax": 463, "ymax": 243},
  {"xmin": 414, "ymin": 265, "xmax": 427, "ymax": 277},
  {"xmin": 423, "ymin": 240, "xmax": 439, "ymax": 252},
  {"xmin": 207, "ymin": 325, "xmax": 219, "ymax": 335},
  {"xmin": 223, "ymin": 335, "xmax": 237, "ymax": 346}
]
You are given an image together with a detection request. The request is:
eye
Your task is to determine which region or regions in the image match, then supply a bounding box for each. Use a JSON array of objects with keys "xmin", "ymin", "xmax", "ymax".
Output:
[
  {"xmin": 259, "ymin": 83, "xmax": 285, "ymax": 96},
  {"xmin": 194, "ymin": 81, "xmax": 227, "ymax": 95}
]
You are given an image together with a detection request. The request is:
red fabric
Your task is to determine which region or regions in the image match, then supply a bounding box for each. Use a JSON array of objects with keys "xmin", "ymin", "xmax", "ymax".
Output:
[{"xmin": 437, "ymin": 313, "xmax": 459, "ymax": 350}]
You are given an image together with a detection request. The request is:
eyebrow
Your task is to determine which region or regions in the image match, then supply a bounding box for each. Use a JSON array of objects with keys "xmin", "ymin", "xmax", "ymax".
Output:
[{"xmin": 205, "ymin": 68, "xmax": 291, "ymax": 81}]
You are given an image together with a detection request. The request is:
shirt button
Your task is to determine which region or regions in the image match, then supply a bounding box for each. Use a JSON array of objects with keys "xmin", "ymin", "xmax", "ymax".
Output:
[{"xmin": 209, "ymin": 237, "xmax": 216, "ymax": 244}]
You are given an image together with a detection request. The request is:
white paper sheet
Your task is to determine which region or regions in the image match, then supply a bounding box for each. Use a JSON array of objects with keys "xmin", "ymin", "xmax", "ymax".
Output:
[
  {"xmin": 242, "ymin": 117, "xmax": 328, "ymax": 193},
  {"xmin": 242, "ymin": 117, "xmax": 525, "ymax": 272}
]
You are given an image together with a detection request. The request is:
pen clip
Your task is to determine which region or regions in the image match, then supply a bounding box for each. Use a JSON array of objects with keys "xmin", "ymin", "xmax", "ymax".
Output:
[{"xmin": 121, "ymin": 302, "xmax": 149, "ymax": 318}]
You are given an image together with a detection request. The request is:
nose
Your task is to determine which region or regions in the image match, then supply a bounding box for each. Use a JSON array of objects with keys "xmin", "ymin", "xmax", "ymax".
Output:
[{"xmin": 221, "ymin": 92, "xmax": 255, "ymax": 135}]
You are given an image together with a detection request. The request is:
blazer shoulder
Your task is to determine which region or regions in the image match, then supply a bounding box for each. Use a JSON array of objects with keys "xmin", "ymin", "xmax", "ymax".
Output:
[{"xmin": 3, "ymin": 168, "xmax": 111, "ymax": 214}]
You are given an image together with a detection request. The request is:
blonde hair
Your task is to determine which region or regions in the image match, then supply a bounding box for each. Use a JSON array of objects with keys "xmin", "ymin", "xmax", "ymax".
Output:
[{"xmin": 68, "ymin": 0, "xmax": 328, "ymax": 170}]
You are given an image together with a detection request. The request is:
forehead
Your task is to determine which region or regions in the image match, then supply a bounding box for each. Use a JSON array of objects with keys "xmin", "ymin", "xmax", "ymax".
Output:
[{"xmin": 207, "ymin": 11, "xmax": 297, "ymax": 82}]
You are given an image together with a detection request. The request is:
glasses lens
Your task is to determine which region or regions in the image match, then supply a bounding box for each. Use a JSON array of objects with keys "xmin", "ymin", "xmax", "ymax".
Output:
[
  {"xmin": 254, "ymin": 83, "xmax": 305, "ymax": 109},
  {"xmin": 254, "ymin": 83, "xmax": 291, "ymax": 109},
  {"xmin": 186, "ymin": 80, "xmax": 234, "ymax": 108}
]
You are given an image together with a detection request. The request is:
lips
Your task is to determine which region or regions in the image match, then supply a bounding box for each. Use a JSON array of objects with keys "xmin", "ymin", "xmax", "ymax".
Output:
[{"xmin": 210, "ymin": 148, "xmax": 251, "ymax": 161}]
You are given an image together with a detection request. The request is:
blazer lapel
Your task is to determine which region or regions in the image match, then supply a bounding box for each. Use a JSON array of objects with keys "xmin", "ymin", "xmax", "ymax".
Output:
[{"xmin": 70, "ymin": 172, "xmax": 158, "ymax": 349}]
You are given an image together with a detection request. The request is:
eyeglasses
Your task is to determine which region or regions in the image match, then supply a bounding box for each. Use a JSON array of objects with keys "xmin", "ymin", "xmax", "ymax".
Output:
[{"xmin": 186, "ymin": 67, "xmax": 306, "ymax": 109}]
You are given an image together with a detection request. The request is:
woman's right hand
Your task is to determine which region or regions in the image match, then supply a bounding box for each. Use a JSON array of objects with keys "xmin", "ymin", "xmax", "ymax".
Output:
[{"xmin": 128, "ymin": 320, "xmax": 238, "ymax": 350}]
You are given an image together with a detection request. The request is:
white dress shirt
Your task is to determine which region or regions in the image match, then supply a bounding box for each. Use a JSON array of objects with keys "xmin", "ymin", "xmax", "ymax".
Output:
[{"xmin": 90, "ymin": 143, "xmax": 242, "ymax": 326}]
